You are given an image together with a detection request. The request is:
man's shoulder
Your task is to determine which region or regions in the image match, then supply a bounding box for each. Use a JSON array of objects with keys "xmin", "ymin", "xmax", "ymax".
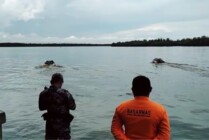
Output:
[
  {"xmin": 57, "ymin": 88, "xmax": 70, "ymax": 94},
  {"xmin": 149, "ymin": 100, "xmax": 167, "ymax": 111},
  {"xmin": 117, "ymin": 99, "xmax": 133, "ymax": 109},
  {"xmin": 39, "ymin": 88, "xmax": 49, "ymax": 95},
  {"xmin": 117, "ymin": 99, "xmax": 166, "ymax": 109},
  {"xmin": 57, "ymin": 88, "xmax": 72, "ymax": 98}
]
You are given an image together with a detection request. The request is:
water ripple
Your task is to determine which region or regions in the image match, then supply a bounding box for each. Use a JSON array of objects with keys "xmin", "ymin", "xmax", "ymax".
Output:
[
  {"xmin": 190, "ymin": 109, "xmax": 209, "ymax": 114},
  {"xmin": 171, "ymin": 119, "xmax": 209, "ymax": 140}
]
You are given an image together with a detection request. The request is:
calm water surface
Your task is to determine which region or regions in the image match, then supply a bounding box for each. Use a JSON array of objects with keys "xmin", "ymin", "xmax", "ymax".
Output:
[{"xmin": 0, "ymin": 47, "xmax": 209, "ymax": 140}]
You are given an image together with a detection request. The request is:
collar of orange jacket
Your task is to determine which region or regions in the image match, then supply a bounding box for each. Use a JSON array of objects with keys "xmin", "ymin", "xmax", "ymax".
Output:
[{"xmin": 134, "ymin": 96, "xmax": 150, "ymax": 101}]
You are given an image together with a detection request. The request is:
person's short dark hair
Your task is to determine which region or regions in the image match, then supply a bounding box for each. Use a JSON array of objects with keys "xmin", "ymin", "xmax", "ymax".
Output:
[
  {"xmin": 132, "ymin": 75, "xmax": 152, "ymax": 96},
  {"xmin": 50, "ymin": 73, "xmax": 64, "ymax": 84}
]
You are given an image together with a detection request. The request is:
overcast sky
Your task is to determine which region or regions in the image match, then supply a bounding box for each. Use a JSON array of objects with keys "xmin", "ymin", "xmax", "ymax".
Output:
[{"xmin": 0, "ymin": 0, "xmax": 209, "ymax": 43}]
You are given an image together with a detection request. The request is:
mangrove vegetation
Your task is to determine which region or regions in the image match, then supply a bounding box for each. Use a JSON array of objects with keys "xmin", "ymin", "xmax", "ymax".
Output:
[{"xmin": 111, "ymin": 36, "xmax": 209, "ymax": 47}]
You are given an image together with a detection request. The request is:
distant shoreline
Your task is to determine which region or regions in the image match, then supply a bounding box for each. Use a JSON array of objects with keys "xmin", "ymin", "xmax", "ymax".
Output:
[
  {"xmin": 0, "ymin": 43, "xmax": 111, "ymax": 47},
  {"xmin": 1, "ymin": 36, "xmax": 209, "ymax": 47}
]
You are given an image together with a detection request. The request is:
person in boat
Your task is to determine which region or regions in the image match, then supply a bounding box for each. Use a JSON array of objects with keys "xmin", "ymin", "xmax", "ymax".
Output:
[
  {"xmin": 45, "ymin": 60, "xmax": 55, "ymax": 65},
  {"xmin": 111, "ymin": 75, "xmax": 170, "ymax": 140},
  {"xmin": 37, "ymin": 60, "xmax": 63, "ymax": 68},
  {"xmin": 152, "ymin": 58, "xmax": 165, "ymax": 64}
]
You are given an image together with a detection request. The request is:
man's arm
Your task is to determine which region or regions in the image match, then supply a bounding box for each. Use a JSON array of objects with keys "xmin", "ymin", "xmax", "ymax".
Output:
[
  {"xmin": 154, "ymin": 110, "xmax": 170, "ymax": 140},
  {"xmin": 39, "ymin": 91, "xmax": 48, "ymax": 111},
  {"xmin": 66, "ymin": 91, "xmax": 76, "ymax": 110},
  {"xmin": 111, "ymin": 108, "xmax": 129, "ymax": 140}
]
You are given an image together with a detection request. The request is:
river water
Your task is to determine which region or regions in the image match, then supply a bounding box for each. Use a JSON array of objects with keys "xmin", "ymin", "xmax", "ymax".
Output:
[{"xmin": 0, "ymin": 47, "xmax": 209, "ymax": 140}]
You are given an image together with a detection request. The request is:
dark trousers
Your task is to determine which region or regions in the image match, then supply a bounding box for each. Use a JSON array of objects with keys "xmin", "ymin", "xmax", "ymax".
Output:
[
  {"xmin": 45, "ymin": 120, "xmax": 71, "ymax": 140},
  {"xmin": 45, "ymin": 131, "xmax": 71, "ymax": 140}
]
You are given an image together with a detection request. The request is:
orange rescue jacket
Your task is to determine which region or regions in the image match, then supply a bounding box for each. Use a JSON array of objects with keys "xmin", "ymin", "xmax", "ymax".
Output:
[{"xmin": 111, "ymin": 96, "xmax": 170, "ymax": 140}]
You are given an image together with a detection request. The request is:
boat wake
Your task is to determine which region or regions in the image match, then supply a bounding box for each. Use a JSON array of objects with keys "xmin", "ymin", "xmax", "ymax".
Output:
[{"xmin": 152, "ymin": 59, "xmax": 209, "ymax": 77}]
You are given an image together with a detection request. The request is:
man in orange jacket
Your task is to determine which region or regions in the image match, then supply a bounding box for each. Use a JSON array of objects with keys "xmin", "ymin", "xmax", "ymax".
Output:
[{"xmin": 111, "ymin": 75, "xmax": 170, "ymax": 140}]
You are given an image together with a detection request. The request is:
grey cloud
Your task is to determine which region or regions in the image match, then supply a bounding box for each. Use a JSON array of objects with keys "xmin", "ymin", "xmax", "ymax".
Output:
[
  {"xmin": 0, "ymin": 0, "xmax": 209, "ymax": 43},
  {"xmin": 0, "ymin": 0, "xmax": 45, "ymax": 27}
]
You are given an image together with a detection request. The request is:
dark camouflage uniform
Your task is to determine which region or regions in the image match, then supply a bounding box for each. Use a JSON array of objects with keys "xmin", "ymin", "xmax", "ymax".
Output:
[{"xmin": 39, "ymin": 85, "xmax": 76, "ymax": 140}]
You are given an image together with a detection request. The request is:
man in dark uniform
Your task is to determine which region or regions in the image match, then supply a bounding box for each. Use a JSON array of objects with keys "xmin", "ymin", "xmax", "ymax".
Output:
[{"xmin": 39, "ymin": 73, "xmax": 76, "ymax": 140}]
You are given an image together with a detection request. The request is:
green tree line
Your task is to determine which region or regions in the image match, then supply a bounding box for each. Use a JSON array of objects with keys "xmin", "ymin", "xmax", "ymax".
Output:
[
  {"xmin": 0, "ymin": 43, "xmax": 110, "ymax": 47},
  {"xmin": 111, "ymin": 36, "xmax": 209, "ymax": 47}
]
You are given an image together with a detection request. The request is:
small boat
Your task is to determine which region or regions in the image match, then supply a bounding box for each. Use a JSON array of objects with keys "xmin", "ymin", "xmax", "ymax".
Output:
[
  {"xmin": 152, "ymin": 58, "xmax": 165, "ymax": 64},
  {"xmin": 36, "ymin": 60, "xmax": 63, "ymax": 68}
]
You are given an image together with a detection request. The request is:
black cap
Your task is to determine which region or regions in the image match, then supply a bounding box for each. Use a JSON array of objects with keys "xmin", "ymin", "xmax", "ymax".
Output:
[{"xmin": 50, "ymin": 73, "xmax": 64, "ymax": 84}]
